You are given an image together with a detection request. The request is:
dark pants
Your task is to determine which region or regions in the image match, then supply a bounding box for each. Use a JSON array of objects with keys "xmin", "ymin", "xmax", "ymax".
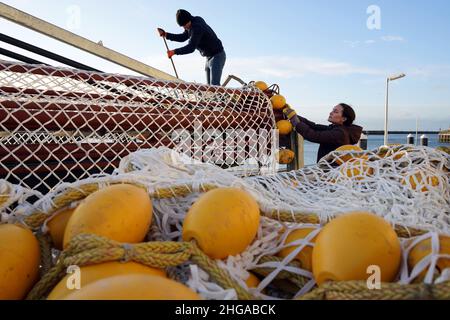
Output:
[{"xmin": 205, "ymin": 50, "xmax": 226, "ymax": 86}]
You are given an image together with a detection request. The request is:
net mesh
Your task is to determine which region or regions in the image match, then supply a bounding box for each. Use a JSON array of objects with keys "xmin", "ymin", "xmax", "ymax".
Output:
[
  {"xmin": 2, "ymin": 145, "xmax": 448, "ymax": 299},
  {"xmin": 0, "ymin": 60, "xmax": 277, "ymax": 193},
  {"xmin": 119, "ymin": 146, "xmax": 449, "ymax": 299},
  {"xmin": 1, "ymin": 60, "xmax": 449, "ymax": 300}
]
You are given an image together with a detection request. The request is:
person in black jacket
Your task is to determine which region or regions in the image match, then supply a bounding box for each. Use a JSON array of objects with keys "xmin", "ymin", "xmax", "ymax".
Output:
[
  {"xmin": 157, "ymin": 9, "xmax": 226, "ymax": 86},
  {"xmin": 283, "ymin": 103, "xmax": 363, "ymax": 162}
]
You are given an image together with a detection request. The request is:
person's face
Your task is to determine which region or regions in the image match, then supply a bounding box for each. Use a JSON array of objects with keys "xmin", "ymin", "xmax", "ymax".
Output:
[
  {"xmin": 183, "ymin": 21, "xmax": 192, "ymax": 31},
  {"xmin": 328, "ymin": 105, "xmax": 346, "ymax": 125}
]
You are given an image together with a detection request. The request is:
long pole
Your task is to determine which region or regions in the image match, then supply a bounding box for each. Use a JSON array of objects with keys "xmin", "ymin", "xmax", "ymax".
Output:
[
  {"xmin": 384, "ymin": 78, "xmax": 389, "ymax": 146},
  {"xmin": 162, "ymin": 37, "xmax": 179, "ymax": 79}
]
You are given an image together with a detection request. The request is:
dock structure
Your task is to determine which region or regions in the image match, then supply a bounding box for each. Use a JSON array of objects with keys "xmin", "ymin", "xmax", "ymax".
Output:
[{"xmin": 439, "ymin": 129, "xmax": 450, "ymax": 143}]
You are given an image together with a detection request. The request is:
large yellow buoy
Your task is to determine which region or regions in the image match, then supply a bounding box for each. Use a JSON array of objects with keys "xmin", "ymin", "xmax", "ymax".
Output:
[
  {"xmin": 63, "ymin": 184, "xmax": 152, "ymax": 248},
  {"xmin": 335, "ymin": 145, "xmax": 363, "ymax": 153},
  {"xmin": 182, "ymin": 187, "xmax": 260, "ymax": 260},
  {"xmin": 0, "ymin": 224, "xmax": 41, "ymax": 300},
  {"xmin": 47, "ymin": 261, "xmax": 166, "ymax": 300},
  {"xmin": 47, "ymin": 207, "xmax": 75, "ymax": 250},
  {"xmin": 245, "ymin": 272, "xmax": 261, "ymax": 288},
  {"xmin": 339, "ymin": 158, "xmax": 374, "ymax": 180},
  {"xmin": 278, "ymin": 228, "xmax": 319, "ymax": 271},
  {"xmin": 254, "ymin": 81, "xmax": 268, "ymax": 92},
  {"xmin": 270, "ymin": 95, "xmax": 286, "ymax": 110},
  {"xmin": 333, "ymin": 145, "xmax": 364, "ymax": 165},
  {"xmin": 401, "ymin": 170, "xmax": 440, "ymax": 192},
  {"xmin": 312, "ymin": 212, "xmax": 401, "ymax": 285},
  {"xmin": 407, "ymin": 235, "xmax": 450, "ymax": 282},
  {"xmin": 277, "ymin": 149, "xmax": 295, "ymax": 164},
  {"xmin": 60, "ymin": 274, "xmax": 201, "ymax": 300},
  {"xmin": 276, "ymin": 120, "xmax": 293, "ymax": 136}
]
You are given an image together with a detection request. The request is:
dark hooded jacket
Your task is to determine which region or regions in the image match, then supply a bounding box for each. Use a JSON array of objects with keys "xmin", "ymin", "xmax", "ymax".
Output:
[
  {"xmin": 294, "ymin": 116, "xmax": 363, "ymax": 162},
  {"xmin": 166, "ymin": 16, "xmax": 224, "ymax": 58}
]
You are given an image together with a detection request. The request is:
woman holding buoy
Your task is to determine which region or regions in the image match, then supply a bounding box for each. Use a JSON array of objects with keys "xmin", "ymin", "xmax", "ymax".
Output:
[{"xmin": 283, "ymin": 103, "xmax": 363, "ymax": 162}]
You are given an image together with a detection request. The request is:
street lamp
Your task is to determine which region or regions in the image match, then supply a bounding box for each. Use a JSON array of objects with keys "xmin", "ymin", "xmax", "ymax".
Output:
[{"xmin": 384, "ymin": 73, "xmax": 406, "ymax": 146}]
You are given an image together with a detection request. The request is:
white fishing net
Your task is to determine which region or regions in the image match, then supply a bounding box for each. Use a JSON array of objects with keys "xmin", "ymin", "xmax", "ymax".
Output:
[
  {"xmin": 0, "ymin": 60, "xmax": 277, "ymax": 193},
  {"xmin": 1, "ymin": 60, "xmax": 449, "ymax": 299},
  {"xmin": 137, "ymin": 146, "xmax": 449, "ymax": 299},
  {"xmin": 1, "ymin": 144, "xmax": 449, "ymax": 299}
]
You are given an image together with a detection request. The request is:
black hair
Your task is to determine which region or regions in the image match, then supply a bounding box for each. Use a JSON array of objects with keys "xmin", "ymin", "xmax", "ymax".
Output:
[
  {"xmin": 339, "ymin": 103, "xmax": 356, "ymax": 126},
  {"xmin": 176, "ymin": 9, "xmax": 192, "ymax": 27}
]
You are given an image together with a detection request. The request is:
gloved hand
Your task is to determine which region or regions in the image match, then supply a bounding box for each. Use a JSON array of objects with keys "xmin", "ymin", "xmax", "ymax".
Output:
[
  {"xmin": 167, "ymin": 50, "xmax": 175, "ymax": 59},
  {"xmin": 157, "ymin": 28, "xmax": 166, "ymax": 37},
  {"xmin": 283, "ymin": 105, "xmax": 300, "ymax": 126},
  {"xmin": 283, "ymin": 105, "xmax": 297, "ymax": 120}
]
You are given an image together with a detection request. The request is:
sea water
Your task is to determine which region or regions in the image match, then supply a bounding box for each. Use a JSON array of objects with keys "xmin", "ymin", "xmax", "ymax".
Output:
[{"xmin": 303, "ymin": 133, "xmax": 449, "ymax": 166}]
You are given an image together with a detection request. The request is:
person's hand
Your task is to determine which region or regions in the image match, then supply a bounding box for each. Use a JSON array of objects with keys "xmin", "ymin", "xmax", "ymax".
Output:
[
  {"xmin": 283, "ymin": 105, "xmax": 297, "ymax": 120},
  {"xmin": 157, "ymin": 28, "xmax": 166, "ymax": 37},
  {"xmin": 283, "ymin": 105, "xmax": 300, "ymax": 127},
  {"xmin": 167, "ymin": 50, "xmax": 175, "ymax": 59}
]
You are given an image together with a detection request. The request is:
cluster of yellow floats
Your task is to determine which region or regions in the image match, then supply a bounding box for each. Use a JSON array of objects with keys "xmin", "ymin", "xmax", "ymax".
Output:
[
  {"xmin": 254, "ymin": 81, "xmax": 296, "ymax": 165},
  {"xmin": 1, "ymin": 182, "xmax": 449, "ymax": 299}
]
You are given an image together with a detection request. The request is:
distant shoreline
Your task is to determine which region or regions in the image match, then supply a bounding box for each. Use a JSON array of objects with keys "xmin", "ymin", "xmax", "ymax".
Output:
[{"xmin": 363, "ymin": 130, "xmax": 440, "ymax": 135}]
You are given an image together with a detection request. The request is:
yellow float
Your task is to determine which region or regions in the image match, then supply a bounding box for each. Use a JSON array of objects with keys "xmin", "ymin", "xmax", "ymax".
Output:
[
  {"xmin": 312, "ymin": 212, "xmax": 401, "ymax": 285},
  {"xmin": 277, "ymin": 149, "xmax": 295, "ymax": 164},
  {"xmin": 407, "ymin": 235, "xmax": 450, "ymax": 282},
  {"xmin": 401, "ymin": 170, "xmax": 440, "ymax": 192},
  {"xmin": 278, "ymin": 228, "xmax": 319, "ymax": 271},
  {"xmin": 333, "ymin": 145, "xmax": 364, "ymax": 165},
  {"xmin": 63, "ymin": 184, "xmax": 152, "ymax": 248},
  {"xmin": 339, "ymin": 158, "xmax": 374, "ymax": 180},
  {"xmin": 182, "ymin": 187, "xmax": 260, "ymax": 259},
  {"xmin": 47, "ymin": 207, "xmax": 75, "ymax": 250},
  {"xmin": 276, "ymin": 120, "xmax": 293, "ymax": 135},
  {"xmin": 270, "ymin": 94, "xmax": 286, "ymax": 110},
  {"xmin": 245, "ymin": 272, "xmax": 261, "ymax": 288},
  {"xmin": 0, "ymin": 224, "xmax": 41, "ymax": 300},
  {"xmin": 47, "ymin": 261, "xmax": 166, "ymax": 299},
  {"xmin": 59, "ymin": 274, "xmax": 201, "ymax": 300},
  {"xmin": 254, "ymin": 81, "xmax": 268, "ymax": 92}
]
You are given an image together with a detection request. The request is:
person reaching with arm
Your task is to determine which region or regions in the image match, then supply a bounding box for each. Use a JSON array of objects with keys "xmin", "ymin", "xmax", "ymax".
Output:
[{"xmin": 283, "ymin": 103, "xmax": 363, "ymax": 162}]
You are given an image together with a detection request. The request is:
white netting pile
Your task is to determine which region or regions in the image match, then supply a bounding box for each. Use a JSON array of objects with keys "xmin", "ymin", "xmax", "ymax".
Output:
[
  {"xmin": 133, "ymin": 146, "xmax": 449, "ymax": 299},
  {"xmin": 4, "ymin": 145, "xmax": 447, "ymax": 299},
  {"xmin": 0, "ymin": 60, "xmax": 277, "ymax": 193}
]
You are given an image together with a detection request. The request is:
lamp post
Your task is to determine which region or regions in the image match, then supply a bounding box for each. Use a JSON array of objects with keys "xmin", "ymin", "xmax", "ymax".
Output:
[{"xmin": 384, "ymin": 73, "xmax": 406, "ymax": 146}]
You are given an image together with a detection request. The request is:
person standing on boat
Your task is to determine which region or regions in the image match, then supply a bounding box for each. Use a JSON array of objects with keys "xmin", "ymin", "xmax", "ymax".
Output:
[
  {"xmin": 157, "ymin": 9, "xmax": 226, "ymax": 86},
  {"xmin": 283, "ymin": 103, "xmax": 363, "ymax": 162}
]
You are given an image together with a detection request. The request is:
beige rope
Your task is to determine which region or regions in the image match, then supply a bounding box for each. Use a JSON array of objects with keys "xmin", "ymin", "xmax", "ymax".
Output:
[
  {"xmin": 26, "ymin": 233, "xmax": 255, "ymax": 300},
  {"xmin": 299, "ymin": 280, "xmax": 450, "ymax": 300}
]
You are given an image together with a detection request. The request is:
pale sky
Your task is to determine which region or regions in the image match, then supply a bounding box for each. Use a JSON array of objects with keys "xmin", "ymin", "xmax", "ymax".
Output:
[{"xmin": 1, "ymin": 0, "xmax": 450, "ymax": 130}]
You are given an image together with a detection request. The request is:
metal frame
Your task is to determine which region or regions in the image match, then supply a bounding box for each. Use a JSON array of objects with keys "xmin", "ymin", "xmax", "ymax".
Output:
[
  {"xmin": 0, "ymin": 2, "xmax": 179, "ymax": 81},
  {"xmin": 0, "ymin": 33, "xmax": 100, "ymax": 71}
]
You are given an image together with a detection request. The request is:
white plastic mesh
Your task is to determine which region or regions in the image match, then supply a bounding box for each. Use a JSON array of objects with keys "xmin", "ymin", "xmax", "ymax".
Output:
[
  {"xmin": 0, "ymin": 60, "xmax": 277, "ymax": 193},
  {"xmin": 1, "ymin": 59, "xmax": 449, "ymax": 299},
  {"xmin": 5, "ymin": 145, "xmax": 447, "ymax": 299}
]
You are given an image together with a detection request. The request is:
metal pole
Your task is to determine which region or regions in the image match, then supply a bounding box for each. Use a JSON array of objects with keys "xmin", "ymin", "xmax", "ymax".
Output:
[
  {"xmin": 0, "ymin": 46, "xmax": 48, "ymax": 65},
  {"xmin": 162, "ymin": 37, "xmax": 179, "ymax": 79},
  {"xmin": 0, "ymin": 33, "xmax": 101, "ymax": 72},
  {"xmin": 0, "ymin": 2, "xmax": 179, "ymax": 81},
  {"xmin": 384, "ymin": 78, "xmax": 389, "ymax": 146}
]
